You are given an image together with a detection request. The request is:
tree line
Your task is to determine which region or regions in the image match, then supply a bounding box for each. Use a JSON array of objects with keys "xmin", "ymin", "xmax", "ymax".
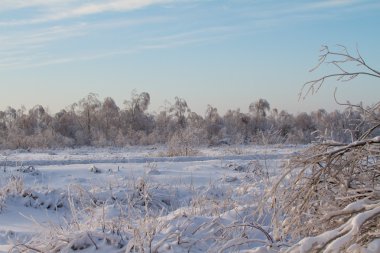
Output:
[{"xmin": 0, "ymin": 91, "xmax": 375, "ymax": 150}]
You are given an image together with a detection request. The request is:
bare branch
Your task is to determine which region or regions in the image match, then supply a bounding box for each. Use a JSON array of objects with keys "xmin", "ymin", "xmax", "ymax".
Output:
[
  {"xmin": 301, "ymin": 45, "xmax": 380, "ymax": 100},
  {"xmin": 276, "ymin": 45, "xmax": 380, "ymax": 251}
]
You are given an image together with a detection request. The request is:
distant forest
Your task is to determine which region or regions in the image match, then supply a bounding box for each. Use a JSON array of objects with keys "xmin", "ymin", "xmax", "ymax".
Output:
[{"xmin": 0, "ymin": 91, "xmax": 377, "ymax": 150}]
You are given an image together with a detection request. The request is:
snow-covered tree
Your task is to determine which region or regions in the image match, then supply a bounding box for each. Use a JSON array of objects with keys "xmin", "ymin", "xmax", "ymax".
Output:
[
  {"xmin": 77, "ymin": 93, "xmax": 101, "ymax": 145},
  {"xmin": 271, "ymin": 45, "xmax": 380, "ymax": 252},
  {"xmin": 204, "ymin": 105, "xmax": 223, "ymax": 144},
  {"xmin": 122, "ymin": 91, "xmax": 152, "ymax": 135},
  {"xmin": 98, "ymin": 97, "xmax": 120, "ymax": 145},
  {"xmin": 169, "ymin": 96, "xmax": 190, "ymax": 130}
]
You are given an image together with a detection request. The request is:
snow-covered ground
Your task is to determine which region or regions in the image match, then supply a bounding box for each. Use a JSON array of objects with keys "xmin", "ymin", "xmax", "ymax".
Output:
[{"xmin": 0, "ymin": 145, "xmax": 300, "ymax": 252}]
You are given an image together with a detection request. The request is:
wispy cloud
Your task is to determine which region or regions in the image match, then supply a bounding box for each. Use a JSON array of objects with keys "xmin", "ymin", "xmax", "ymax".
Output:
[
  {"xmin": 0, "ymin": 0, "xmax": 72, "ymax": 11},
  {"xmin": 0, "ymin": 24, "xmax": 238, "ymax": 69},
  {"xmin": 230, "ymin": 0, "xmax": 380, "ymax": 35},
  {"xmin": 298, "ymin": 0, "xmax": 356, "ymax": 10},
  {"xmin": 44, "ymin": 0, "xmax": 173, "ymax": 22},
  {"xmin": 2, "ymin": 48, "xmax": 138, "ymax": 69},
  {"xmin": 240, "ymin": 0, "xmax": 362, "ymax": 19},
  {"xmin": 2, "ymin": 24, "xmax": 87, "ymax": 47},
  {"xmin": 0, "ymin": 13, "xmax": 178, "ymax": 69},
  {"xmin": 1, "ymin": 0, "xmax": 379, "ymax": 69},
  {"xmin": 0, "ymin": 0, "xmax": 174, "ymax": 26},
  {"xmin": 141, "ymin": 25, "xmax": 241, "ymax": 49}
]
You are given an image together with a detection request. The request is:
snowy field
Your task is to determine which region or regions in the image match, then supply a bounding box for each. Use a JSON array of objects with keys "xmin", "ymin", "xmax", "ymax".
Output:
[{"xmin": 0, "ymin": 145, "xmax": 300, "ymax": 252}]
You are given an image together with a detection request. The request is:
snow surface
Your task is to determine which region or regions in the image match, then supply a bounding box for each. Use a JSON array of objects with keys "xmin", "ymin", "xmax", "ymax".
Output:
[{"xmin": 0, "ymin": 145, "xmax": 299, "ymax": 252}]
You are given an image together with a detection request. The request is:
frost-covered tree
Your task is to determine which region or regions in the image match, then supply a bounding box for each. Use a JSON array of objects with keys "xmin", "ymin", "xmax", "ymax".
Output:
[
  {"xmin": 223, "ymin": 109, "xmax": 250, "ymax": 144},
  {"xmin": 294, "ymin": 112, "xmax": 315, "ymax": 143},
  {"xmin": 0, "ymin": 111, "xmax": 7, "ymax": 146},
  {"xmin": 77, "ymin": 93, "xmax": 101, "ymax": 145},
  {"xmin": 169, "ymin": 96, "xmax": 190, "ymax": 130},
  {"xmin": 98, "ymin": 97, "xmax": 120, "ymax": 144},
  {"xmin": 249, "ymin": 98, "xmax": 270, "ymax": 118},
  {"xmin": 249, "ymin": 98, "xmax": 270, "ymax": 136},
  {"xmin": 271, "ymin": 45, "xmax": 380, "ymax": 252},
  {"xmin": 27, "ymin": 105, "xmax": 51, "ymax": 135},
  {"xmin": 152, "ymin": 110, "xmax": 172, "ymax": 144},
  {"xmin": 53, "ymin": 109, "xmax": 79, "ymax": 143},
  {"xmin": 122, "ymin": 91, "xmax": 152, "ymax": 134},
  {"xmin": 276, "ymin": 110, "xmax": 294, "ymax": 139},
  {"xmin": 204, "ymin": 105, "xmax": 223, "ymax": 144}
]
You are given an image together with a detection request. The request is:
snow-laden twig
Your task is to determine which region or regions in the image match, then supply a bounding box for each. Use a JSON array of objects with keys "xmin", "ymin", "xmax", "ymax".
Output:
[{"xmin": 287, "ymin": 204, "xmax": 380, "ymax": 253}]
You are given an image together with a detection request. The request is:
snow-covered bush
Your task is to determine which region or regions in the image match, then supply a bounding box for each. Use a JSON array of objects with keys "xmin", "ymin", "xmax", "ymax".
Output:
[
  {"xmin": 272, "ymin": 139, "xmax": 380, "ymax": 250},
  {"xmin": 167, "ymin": 128, "xmax": 200, "ymax": 156},
  {"xmin": 0, "ymin": 175, "xmax": 24, "ymax": 212},
  {"xmin": 130, "ymin": 177, "xmax": 173, "ymax": 215},
  {"xmin": 271, "ymin": 45, "xmax": 380, "ymax": 252}
]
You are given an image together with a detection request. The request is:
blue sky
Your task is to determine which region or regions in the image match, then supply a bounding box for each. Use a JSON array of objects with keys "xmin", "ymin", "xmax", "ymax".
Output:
[{"xmin": 1, "ymin": 0, "xmax": 379, "ymax": 115}]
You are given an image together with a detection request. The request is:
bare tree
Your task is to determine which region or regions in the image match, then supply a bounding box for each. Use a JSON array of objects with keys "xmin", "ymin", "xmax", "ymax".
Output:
[
  {"xmin": 223, "ymin": 109, "xmax": 249, "ymax": 144},
  {"xmin": 249, "ymin": 99, "xmax": 271, "ymax": 137},
  {"xmin": 99, "ymin": 97, "xmax": 120, "ymax": 144},
  {"xmin": 123, "ymin": 91, "xmax": 151, "ymax": 133},
  {"xmin": 249, "ymin": 98, "xmax": 270, "ymax": 118},
  {"xmin": 124, "ymin": 91, "xmax": 150, "ymax": 116},
  {"xmin": 204, "ymin": 105, "xmax": 223, "ymax": 144},
  {"xmin": 169, "ymin": 97, "xmax": 190, "ymax": 130},
  {"xmin": 77, "ymin": 93, "xmax": 101, "ymax": 145},
  {"xmin": 271, "ymin": 45, "xmax": 380, "ymax": 252}
]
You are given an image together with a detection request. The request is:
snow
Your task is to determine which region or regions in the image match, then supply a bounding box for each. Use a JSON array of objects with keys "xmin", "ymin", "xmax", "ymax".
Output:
[{"xmin": 2, "ymin": 144, "xmax": 375, "ymax": 252}]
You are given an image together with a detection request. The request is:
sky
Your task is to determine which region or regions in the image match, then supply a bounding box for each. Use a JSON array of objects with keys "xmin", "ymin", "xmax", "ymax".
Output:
[{"xmin": 0, "ymin": 0, "xmax": 379, "ymax": 116}]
